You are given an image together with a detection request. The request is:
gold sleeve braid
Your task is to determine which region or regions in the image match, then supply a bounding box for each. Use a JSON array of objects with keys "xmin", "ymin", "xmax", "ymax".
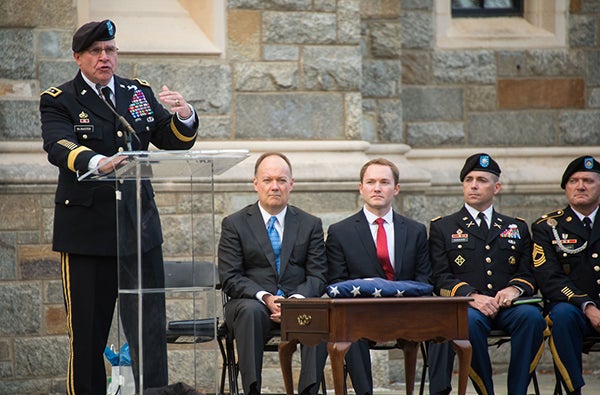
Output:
[{"xmin": 57, "ymin": 139, "xmax": 92, "ymax": 172}]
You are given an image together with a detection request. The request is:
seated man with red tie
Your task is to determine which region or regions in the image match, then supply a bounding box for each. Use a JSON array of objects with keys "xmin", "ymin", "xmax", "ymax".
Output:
[
  {"xmin": 314, "ymin": 158, "xmax": 432, "ymax": 395},
  {"xmin": 428, "ymin": 153, "xmax": 547, "ymax": 395}
]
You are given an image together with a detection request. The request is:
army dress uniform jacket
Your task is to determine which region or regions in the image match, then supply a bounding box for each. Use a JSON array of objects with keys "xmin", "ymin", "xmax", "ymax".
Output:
[
  {"xmin": 430, "ymin": 207, "xmax": 536, "ymax": 297},
  {"xmin": 40, "ymin": 71, "xmax": 199, "ymax": 256},
  {"xmin": 531, "ymin": 206, "xmax": 600, "ymax": 311}
]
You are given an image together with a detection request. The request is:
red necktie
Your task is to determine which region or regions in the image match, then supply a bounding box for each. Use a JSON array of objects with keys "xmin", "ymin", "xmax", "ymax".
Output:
[{"xmin": 375, "ymin": 218, "xmax": 395, "ymax": 280}]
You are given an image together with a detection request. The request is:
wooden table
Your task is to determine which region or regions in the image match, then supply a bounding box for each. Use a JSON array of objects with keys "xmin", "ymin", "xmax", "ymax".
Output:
[{"xmin": 278, "ymin": 297, "xmax": 472, "ymax": 395}]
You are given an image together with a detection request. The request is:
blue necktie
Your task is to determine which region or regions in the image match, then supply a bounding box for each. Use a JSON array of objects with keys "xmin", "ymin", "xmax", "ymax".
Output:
[{"xmin": 268, "ymin": 216, "xmax": 284, "ymax": 296}]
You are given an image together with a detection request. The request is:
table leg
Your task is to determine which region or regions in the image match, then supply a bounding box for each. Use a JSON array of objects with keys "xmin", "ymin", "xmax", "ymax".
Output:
[
  {"xmin": 451, "ymin": 339, "xmax": 472, "ymax": 395},
  {"xmin": 400, "ymin": 341, "xmax": 419, "ymax": 395},
  {"xmin": 279, "ymin": 340, "xmax": 298, "ymax": 395},
  {"xmin": 327, "ymin": 341, "xmax": 352, "ymax": 395}
]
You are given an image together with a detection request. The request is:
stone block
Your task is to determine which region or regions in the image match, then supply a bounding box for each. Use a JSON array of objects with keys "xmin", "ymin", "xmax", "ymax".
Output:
[
  {"xmin": 38, "ymin": 60, "xmax": 79, "ymax": 92},
  {"xmin": 19, "ymin": 245, "xmax": 60, "ymax": 280},
  {"xmin": 197, "ymin": 115, "xmax": 232, "ymax": 140},
  {"xmin": 378, "ymin": 99, "xmax": 404, "ymax": 143},
  {"xmin": 589, "ymin": 88, "xmax": 600, "ymax": 108},
  {"xmin": 497, "ymin": 51, "xmax": 528, "ymax": 77},
  {"xmin": 0, "ymin": 80, "xmax": 38, "ymax": 98},
  {"xmin": 263, "ymin": 12, "xmax": 337, "ymax": 44},
  {"xmin": 433, "ymin": 51, "xmax": 496, "ymax": 84},
  {"xmin": 587, "ymin": 51, "xmax": 600, "ymax": 86},
  {"xmin": 369, "ymin": 21, "xmax": 402, "ymax": 58},
  {"xmin": 401, "ymin": 11, "xmax": 434, "ymax": 50},
  {"xmin": 0, "ymin": 99, "xmax": 40, "ymax": 140},
  {"xmin": 407, "ymin": 122, "xmax": 465, "ymax": 147},
  {"xmin": 235, "ymin": 62, "xmax": 298, "ymax": 91},
  {"xmin": 45, "ymin": 306, "xmax": 67, "ymax": 335},
  {"xmin": 402, "ymin": 87, "xmax": 463, "ymax": 122},
  {"xmin": 345, "ymin": 92, "xmax": 363, "ymax": 139},
  {"xmin": 0, "ymin": 232, "xmax": 16, "ymax": 280},
  {"xmin": 235, "ymin": 93, "xmax": 344, "ymax": 139},
  {"xmin": 38, "ymin": 30, "xmax": 72, "ymax": 60},
  {"xmin": 0, "ymin": 29, "xmax": 35, "ymax": 79},
  {"xmin": 401, "ymin": 51, "xmax": 431, "ymax": 85},
  {"xmin": 525, "ymin": 50, "xmax": 584, "ymax": 77},
  {"xmin": 498, "ymin": 78, "xmax": 585, "ymax": 109},
  {"xmin": 0, "ymin": 195, "xmax": 40, "ymax": 231},
  {"xmin": 465, "ymin": 86, "xmax": 497, "ymax": 112},
  {"xmin": 227, "ymin": 9, "xmax": 261, "ymax": 61},
  {"xmin": 44, "ymin": 281, "xmax": 64, "ymax": 304},
  {"xmin": 136, "ymin": 62, "xmax": 232, "ymax": 115},
  {"xmin": 301, "ymin": 46, "xmax": 361, "ymax": 91},
  {"xmin": 0, "ymin": 283, "xmax": 41, "ymax": 336},
  {"xmin": 0, "ymin": 339, "xmax": 9, "ymax": 360},
  {"xmin": 337, "ymin": 0, "xmax": 361, "ymax": 44},
  {"xmin": 314, "ymin": 0, "xmax": 337, "ymax": 12},
  {"xmin": 263, "ymin": 45, "xmax": 299, "ymax": 61},
  {"xmin": 468, "ymin": 112, "xmax": 555, "ymax": 146},
  {"xmin": 362, "ymin": 60, "xmax": 401, "ymax": 97},
  {"xmin": 359, "ymin": 0, "xmax": 402, "ymax": 18},
  {"xmin": 559, "ymin": 111, "xmax": 600, "ymax": 145},
  {"xmin": 14, "ymin": 337, "xmax": 68, "ymax": 377},
  {"xmin": 569, "ymin": 15, "xmax": 597, "ymax": 48},
  {"xmin": 228, "ymin": 0, "xmax": 312, "ymax": 10}
]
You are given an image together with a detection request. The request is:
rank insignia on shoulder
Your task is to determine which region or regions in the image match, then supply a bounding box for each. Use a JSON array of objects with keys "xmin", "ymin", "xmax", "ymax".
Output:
[
  {"xmin": 431, "ymin": 216, "xmax": 442, "ymax": 222},
  {"xmin": 134, "ymin": 78, "xmax": 151, "ymax": 87},
  {"xmin": 41, "ymin": 87, "xmax": 62, "ymax": 97},
  {"xmin": 516, "ymin": 217, "xmax": 526, "ymax": 222}
]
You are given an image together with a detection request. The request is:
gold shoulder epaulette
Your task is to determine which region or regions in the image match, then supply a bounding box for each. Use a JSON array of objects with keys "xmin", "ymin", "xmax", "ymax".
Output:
[
  {"xmin": 41, "ymin": 87, "xmax": 62, "ymax": 97},
  {"xmin": 431, "ymin": 216, "xmax": 442, "ymax": 222},
  {"xmin": 134, "ymin": 78, "xmax": 151, "ymax": 87},
  {"xmin": 516, "ymin": 217, "xmax": 526, "ymax": 223},
  {"xmin": 535, "ymin": 209, "xmax": 564, "ymax": 225}
]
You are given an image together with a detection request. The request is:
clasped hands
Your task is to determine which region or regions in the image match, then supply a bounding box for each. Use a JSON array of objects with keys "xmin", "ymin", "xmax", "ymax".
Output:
[
  {"xmin": 263, "ymin": 293, "xmax": 284, "ymax": 324},
  {"xmin": 470, "ymin": 285, "xmax": 521, "ymax": 318}
]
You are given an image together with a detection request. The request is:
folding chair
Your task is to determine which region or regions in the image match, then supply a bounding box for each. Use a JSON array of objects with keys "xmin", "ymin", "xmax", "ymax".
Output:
[{"xmin": 163, "ymin": 260, "xmax": 229, "ymax": 394}]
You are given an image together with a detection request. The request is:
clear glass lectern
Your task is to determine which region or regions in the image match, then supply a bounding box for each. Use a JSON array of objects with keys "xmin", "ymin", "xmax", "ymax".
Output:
[{"xmin": 79, "ymin": 149, "xmax": 248, "ymax": 395}]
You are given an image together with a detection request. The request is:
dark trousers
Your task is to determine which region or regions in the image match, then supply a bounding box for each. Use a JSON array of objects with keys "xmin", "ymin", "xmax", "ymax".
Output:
[
  {"xmin": 224, "ymin": 298, "xmax": 317, "ymax": 395},
  {"xmin": 428, "ymin": 305, "xmax": 546, "ymax": 395},
  {"xmin": 61, "ymin": 246, "xmax": 167, "ymax": 395},
  {"xmin": 548, "ymin": 302, "xmax": 596, "ymax": 393},
  {"xmin": 314, "ymin": 340, "xmax": 373, "ymax": 395}
]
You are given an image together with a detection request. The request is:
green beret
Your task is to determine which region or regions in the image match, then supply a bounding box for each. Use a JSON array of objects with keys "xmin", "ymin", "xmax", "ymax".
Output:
[{"xmin": 72, "ymin": 20, "xmax": 116, "ymax": 52}]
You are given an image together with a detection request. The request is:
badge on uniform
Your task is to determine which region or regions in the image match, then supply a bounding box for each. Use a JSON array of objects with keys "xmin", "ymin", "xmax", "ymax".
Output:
[
  {"xmin": 500, "ymin": 224, "xmax": 521, "ymax": 239},
  {"xmin": 79, "ymin": 111, "xmax": 90, "ymax": 123},
  {"xmin": 451, "ymin": 229, "xmax": 468, "ymax": 243},
  {"xmin": 128, "ymin": 89, "xmax": 153, "ymax": 120}
]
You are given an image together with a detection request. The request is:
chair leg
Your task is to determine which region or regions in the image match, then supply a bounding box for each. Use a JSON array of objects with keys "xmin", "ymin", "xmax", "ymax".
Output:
[
  {"xmin": 218, "ymin": 335, "xmax": 228, "ymax": 395},
  {"xmin": 226, "ymin": 336, "xmax": 239, "ymax": 395},
  {"xmin": 553, "ymin": 363, "xmax": 563, "ymax": 395},
  {"xmin": 419, "ymin": 342, "xmax": 428, "ymax": 395}
]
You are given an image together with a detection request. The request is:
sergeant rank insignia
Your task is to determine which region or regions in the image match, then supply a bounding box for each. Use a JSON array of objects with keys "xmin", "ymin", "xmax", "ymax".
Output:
[{"xmin": 79, "ymin": 111, "xmax": 90, "ymax": 123}]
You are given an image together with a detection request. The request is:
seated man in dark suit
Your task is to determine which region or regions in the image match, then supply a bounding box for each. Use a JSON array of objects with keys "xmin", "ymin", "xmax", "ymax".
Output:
[
  {"xmin": 315, "ymin": 158, "xmax": 432, "ymax": 395},
  {"xmin": 218, "ymin": 152, "xmax": 328, "ymax": 395}
]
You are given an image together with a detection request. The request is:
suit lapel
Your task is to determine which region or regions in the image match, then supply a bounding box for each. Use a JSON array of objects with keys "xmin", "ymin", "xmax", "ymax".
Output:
[
  {"xmin": 280, "ymin": 207, "xmax": 299, "ymax": 275},
  {"xmin": 488, "ymin": 210, "xmax": 504, "ymax": 241},
  {"xmin": 392, "ymin": 212, "xmax": 406, "ymax": 279},
  {"xmin": 563, "ymin": 207, "xmax": 595, "ymax": 243},
  {"xmin": 458, "ymin": 207, "xmax": 482, "ymax": 240},
  {"xmin": 114, "ymin": 77, "xmax": 135, "ymax": 121}
]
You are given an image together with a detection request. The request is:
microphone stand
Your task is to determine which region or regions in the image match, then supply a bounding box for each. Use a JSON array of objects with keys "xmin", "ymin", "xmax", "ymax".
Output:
[{"xmin": 96, "ymin": 84, "xmax": 139, "ymax": 151}]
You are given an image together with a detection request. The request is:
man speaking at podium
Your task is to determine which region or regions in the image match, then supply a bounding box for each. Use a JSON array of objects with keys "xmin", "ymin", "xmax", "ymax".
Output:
[{"xmin": 40, "ymin": 20, "xmax": 198, "ymax": 395}]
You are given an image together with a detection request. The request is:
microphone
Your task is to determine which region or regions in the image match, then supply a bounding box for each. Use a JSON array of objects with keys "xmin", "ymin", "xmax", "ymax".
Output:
[{"xmin": 95, "ymin": 84, "xmax": 140, "ymax": 151}]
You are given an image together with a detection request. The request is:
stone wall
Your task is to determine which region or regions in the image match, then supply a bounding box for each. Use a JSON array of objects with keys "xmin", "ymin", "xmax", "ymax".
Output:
[{"xmin": 2, "ymin": 0, "xmax": 600, "ymax": 394}]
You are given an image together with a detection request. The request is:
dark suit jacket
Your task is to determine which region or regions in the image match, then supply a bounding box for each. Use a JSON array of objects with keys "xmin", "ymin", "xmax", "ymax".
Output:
[
  {"xmin": 218, "ymin": 202, "xmax": 327, "ymax": 299},
  {"xmin": 532, "ymin": 206, "xmax": 600, "ymax": 311},
  {"xmin": 40, "ymin": 71, "xmax": 198, "ymax": 256},
  {"xmin": 326, "ymin": 210, "xmax": 432, "ymax": 285},
  {"xmin": 430, "ymin": 206, "xmax": 536, "ymax": 297}
]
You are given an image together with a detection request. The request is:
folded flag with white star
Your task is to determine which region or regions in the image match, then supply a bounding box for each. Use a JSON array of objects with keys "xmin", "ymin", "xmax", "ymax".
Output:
[{"xmin": 326, "ymin": 278, "xmax": 433, "ymax": 298}]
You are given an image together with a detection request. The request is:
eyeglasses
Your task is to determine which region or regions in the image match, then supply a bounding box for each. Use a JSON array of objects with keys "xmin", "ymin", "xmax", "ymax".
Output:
[{"xmin": 86, "ymin": 46, "xmax": 119, "ymax": 56}]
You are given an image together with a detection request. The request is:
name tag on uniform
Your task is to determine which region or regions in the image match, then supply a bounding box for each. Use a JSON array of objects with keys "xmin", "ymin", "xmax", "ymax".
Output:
[{"xmin": 74, "ymin": 125, "xmax": 94, "ymax": 134}]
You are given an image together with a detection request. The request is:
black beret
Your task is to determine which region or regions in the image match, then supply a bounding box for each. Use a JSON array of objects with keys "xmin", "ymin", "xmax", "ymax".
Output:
[
  {"xmin": 459, "ymin": 153, "xmax": 501, "ymax": 182},
  {"xmin": 560, "ymin": 155, "xmax": 600, "ymax": 189},
  {"xmin": 72, "ymin": 20, "xmax": 116, "ymax": 52}
]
